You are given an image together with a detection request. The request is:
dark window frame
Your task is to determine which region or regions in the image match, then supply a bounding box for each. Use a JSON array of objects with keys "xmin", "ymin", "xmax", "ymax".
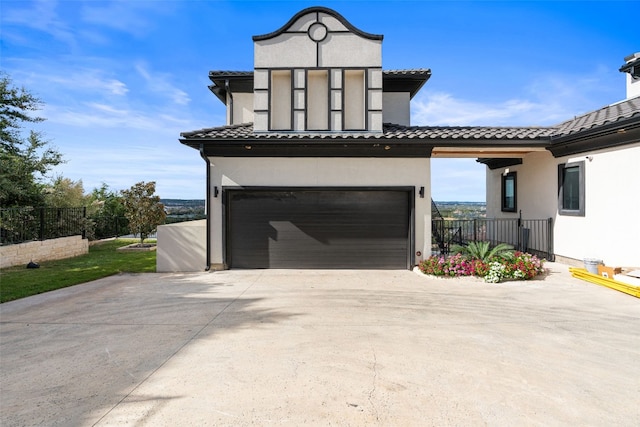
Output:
[
  {"xmin": 501, "ymin": 171, "xmax": 517, "ymax": 212},
  {"xmin": 558, "ymin": 161, "xmax": 585, "ymax": 216}
]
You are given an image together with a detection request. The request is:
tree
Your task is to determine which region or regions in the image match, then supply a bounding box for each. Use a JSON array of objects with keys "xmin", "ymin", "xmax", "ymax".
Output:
[
  {"xmin": 43, "ymin": 176, "xmax": 87, "ymax": 207},
  {"xmin": 0, "ymin": 73, "xmax": 63, "ymax": 207},
  {"xmin": 121, "ymin": 181, "xmax": 166, "ymax": 244},
  {"xmin": 87, "ymin": 183, "xmax": 128, "ymax": 239}
]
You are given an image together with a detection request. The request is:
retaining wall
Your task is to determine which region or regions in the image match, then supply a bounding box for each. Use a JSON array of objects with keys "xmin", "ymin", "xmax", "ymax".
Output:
[{"xmin": 0, "ymin": 235, "xmax": 89, "ymax": 269}]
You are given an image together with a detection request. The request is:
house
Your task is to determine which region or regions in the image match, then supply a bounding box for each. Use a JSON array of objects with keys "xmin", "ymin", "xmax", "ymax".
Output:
[
  {"xmin": 481, "ymin": 53, "xmax": 640, "ymax": 268},
  {"xmin": 156, "ymin": 7, "xmax": 639, "ymax": 272}
]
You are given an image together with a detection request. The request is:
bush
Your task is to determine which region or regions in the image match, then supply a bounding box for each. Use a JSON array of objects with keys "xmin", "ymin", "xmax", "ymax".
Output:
[{"xmin": 418, "ymin": 250, "xmax": 545, "ymax": 283}]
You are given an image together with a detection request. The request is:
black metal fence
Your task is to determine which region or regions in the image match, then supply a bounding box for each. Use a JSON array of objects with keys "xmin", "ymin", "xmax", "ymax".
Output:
[
  {"xmin": 432, "ymin": 217, "xmax": 554, "ymax": 261},
  {"xmin": 0, "ymin": 207, "xmax": 87, "ymax": 245},
  {"xmin": 92, "ymin": 216, "xmax": 129, "ymax": 240}
]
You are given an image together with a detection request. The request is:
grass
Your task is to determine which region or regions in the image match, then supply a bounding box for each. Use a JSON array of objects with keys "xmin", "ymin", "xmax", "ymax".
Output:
[{"xmin": 0, "ymin": 239, "xmax": 156, "ymax": 303}]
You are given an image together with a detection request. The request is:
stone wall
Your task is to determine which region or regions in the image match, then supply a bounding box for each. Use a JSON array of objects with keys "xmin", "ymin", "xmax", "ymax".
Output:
[{"xmin": 0, "ymin": 235, "xmax": 89, "ymax": 269}]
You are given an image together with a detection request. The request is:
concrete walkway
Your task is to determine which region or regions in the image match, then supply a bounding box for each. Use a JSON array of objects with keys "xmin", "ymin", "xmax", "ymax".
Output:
[{"xmin": 1, "ymin": 264, "xmax": 638, "ymax": 426}]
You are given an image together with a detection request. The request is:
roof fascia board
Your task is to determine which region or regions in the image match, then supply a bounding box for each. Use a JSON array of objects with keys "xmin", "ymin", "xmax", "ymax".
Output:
[
  {"xmin": 252, "ymin": 7, "xmax": 383, "ymax": 42},
  {"xmin": 547, "ymin": 118, "xmax": 640, "ymax": 157},
  {"xmin": 476, "ymin": 158, "xmax": 523, "ymax": 170}
]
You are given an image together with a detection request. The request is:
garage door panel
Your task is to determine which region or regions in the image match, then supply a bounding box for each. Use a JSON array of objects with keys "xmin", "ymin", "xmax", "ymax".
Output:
[{"xmin": 228, "ymin": 190, "xmax": 410, "ymax": 269}]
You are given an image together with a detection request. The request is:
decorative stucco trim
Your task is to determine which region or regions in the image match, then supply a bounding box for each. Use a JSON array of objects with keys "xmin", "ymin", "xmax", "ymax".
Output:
[{"xmin": 252, "ymin": 7, "xmax": 383, "ymax": 41}]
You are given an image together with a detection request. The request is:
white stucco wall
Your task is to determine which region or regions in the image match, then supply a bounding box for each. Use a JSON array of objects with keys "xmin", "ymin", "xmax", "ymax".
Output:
[
  {"xmin": 625, "ymin": 74, "xmax": 640, "ymax": 99},
  {"xmin": 486, "ymin": 144, "xmax": 640, "ymax": 267},
  {"xmin": 208, "ymin": 157, "xmax": 431, "ymax": 268},
  {"xmin": 231, "ymin": 93, "xmax": 254, "ymax": 125},
  {"xmin": 254, "ymin": 30, "xmax": 381, "ymax": 69},
  {"xmin": 156, "ymin": 220, "xmax": 207, "ymax": 272},
  {"xmin": 383, "ymin": 93, "xmax": 411, "ymax": 126}
]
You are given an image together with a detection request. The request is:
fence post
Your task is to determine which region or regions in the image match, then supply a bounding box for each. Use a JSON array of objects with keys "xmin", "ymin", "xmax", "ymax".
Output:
[
  {"xmin": 547, "ymin": 217, "xmax": 554, "ymax": 261},
  {"xmin": 473, "ymin": 219, "xmax": 477, "ymax": 242},
  {"xmin": 82, "ymin": 207, "xmax": 87, "ymax": 239},
  {"xmin": 516, "ymin": 210, "xmax": 522, "ymax": 250},
  {"xmin": 39, "ymin": 207, "xmax": 45, "ymax": 240}
]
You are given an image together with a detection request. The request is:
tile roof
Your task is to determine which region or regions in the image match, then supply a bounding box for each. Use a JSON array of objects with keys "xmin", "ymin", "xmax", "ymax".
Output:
[
  {"xmin": 209, "ymin": 71, "xmax": 254, "ymax": 78},
  {"xmin": 552, "ymin": 96, "xmax": 640, "ymax": 137},
  {"xmin": 181, "ymin": 123, "xmax": 553, "ymax": 141},
  {"xmin": 383, "ymin": 69, "xmax": 431, "ymax": 77},
  {"xmin": 207, "ymin": 70, "xmax": 432, "ymax": 78}
]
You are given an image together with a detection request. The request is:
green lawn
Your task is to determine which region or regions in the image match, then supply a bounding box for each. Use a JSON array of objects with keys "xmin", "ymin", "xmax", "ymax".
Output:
[{"xmin": 0, "ymin": 239, "xmax": 156, "ymax": 303}]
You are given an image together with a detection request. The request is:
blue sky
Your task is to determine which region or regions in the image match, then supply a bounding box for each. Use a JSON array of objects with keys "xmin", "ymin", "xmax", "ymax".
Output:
[{"xmin": 2, "ymin": 0, "xmax": 637, "ymax": 201}]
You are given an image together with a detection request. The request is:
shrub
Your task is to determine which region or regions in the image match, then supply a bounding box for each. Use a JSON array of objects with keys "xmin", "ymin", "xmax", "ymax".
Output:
[
  {"xmin": 449, "ymin": 241, "xmax": 514, "ymax": 263},
  {"xmin": 418, "ymin": 254, "xmax": 488, "ymax": 278},
  {"xmin": 418, "ymin": 250, "xmax": 545, "ymax": 283}
]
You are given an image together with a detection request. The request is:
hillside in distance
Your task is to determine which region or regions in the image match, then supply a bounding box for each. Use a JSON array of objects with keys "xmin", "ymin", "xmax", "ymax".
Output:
[
  {"xmin": 161, "ymin": 199, "xmax": 486, "ymax": 221},
  {"xmin": 161, "ymin": 199, "xmax": 205, "ymax": 222}
]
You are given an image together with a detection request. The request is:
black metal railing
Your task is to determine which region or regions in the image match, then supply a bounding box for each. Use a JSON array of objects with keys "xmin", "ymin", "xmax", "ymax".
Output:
[
  {"xmin": 432, "ymin": 217, "xmax": 554, "ymax": 261},
  {"xmin": 92, "ymin": 216, "xmax": 129, "ymax": 240},
  {"xmin": 0, "ymin": 207, "xmax": 87, "ymax": 245}
]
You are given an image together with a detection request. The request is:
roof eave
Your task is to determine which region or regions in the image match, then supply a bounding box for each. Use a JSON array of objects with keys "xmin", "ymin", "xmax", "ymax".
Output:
[{"xmin": 548, "ymin": 117, "xmax": 640, "ymax": 157}]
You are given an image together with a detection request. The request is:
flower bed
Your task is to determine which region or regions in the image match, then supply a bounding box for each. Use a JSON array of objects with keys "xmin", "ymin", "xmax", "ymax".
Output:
[{"xmin": 418, "ymin": 251, "xmax": 545, "ymax": 283}]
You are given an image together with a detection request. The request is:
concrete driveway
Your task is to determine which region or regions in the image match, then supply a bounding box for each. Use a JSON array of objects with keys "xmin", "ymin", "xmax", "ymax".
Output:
[{"xmin": 1, "ymin": 264, "xmax": 639, "ymax": 426}]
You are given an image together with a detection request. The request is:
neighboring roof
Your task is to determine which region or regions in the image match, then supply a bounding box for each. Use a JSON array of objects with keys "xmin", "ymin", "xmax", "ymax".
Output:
[
  {"xmin": 252, "ymin": 7, "xmax": 383, "ymax": 42},
  {"xmin": 619, "ymin": 52, "xmax": 640, "ymax": 78},
  {"xmin": 207, "ymin": 69, "xmax": 432, "ymax": 104}
]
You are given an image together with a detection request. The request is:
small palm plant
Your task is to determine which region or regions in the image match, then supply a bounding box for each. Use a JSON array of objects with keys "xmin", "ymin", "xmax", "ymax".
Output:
[{"xmin": 450, "ymin": 241, "xmax": 514, "ymax": 263}]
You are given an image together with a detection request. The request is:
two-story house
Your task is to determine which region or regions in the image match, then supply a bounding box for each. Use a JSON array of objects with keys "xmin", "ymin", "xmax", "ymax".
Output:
[{"xmin": 157, "ymin": 7, "xmax": 639, "ymax": 272}]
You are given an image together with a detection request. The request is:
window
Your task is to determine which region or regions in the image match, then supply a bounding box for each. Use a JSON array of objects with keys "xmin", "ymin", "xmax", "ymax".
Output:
[
  {"xmin": 501, "ymin": 172, "xmax": 517, "ymax": 212},
  {"xmin": 558, "ymin": 161, "xmax": 585, "ymax": 216}
]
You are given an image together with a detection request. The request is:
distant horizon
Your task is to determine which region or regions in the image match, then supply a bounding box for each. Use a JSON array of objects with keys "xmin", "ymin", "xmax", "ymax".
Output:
[{"xmin": 160, "ymin": 198, "xmax": 487, "ymax": 205}]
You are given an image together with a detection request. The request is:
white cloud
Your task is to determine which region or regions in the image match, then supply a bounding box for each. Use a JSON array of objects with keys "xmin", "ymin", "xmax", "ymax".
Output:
[
  {"xmin": 80, "ymin": 1, "xmax": 172, "ymax": 37},
  {"xmin": 43, "ymin": 102, "xmax": 195, "ymax": 132},
  {"xmin": 412, "ymin": 69, "xmax": 618, "ymax": 127},
  {"xmin": 2, "ymin": 0, "xmax": 76, "ymax": 47},
  {"xmin": 135, "ymin": 63, "xmax": 191, "ymax": 106},
  {"xmin": 47, "ymin": 71, "xmax": 129, "ymax": 97}
]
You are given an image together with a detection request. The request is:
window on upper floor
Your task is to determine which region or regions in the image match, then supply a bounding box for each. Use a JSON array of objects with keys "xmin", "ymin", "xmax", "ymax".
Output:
[
  {"xmin": 558, "ymin": 161, "xmax": 585, "ymax": 216},
  {"xmin": 501, "ymin": 172, "xmax": 517, "ymax": 212}
]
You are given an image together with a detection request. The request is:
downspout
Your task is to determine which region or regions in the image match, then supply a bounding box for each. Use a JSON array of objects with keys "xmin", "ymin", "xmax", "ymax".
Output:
[
  {"xmin": 225, "ymin": 79, "xmax": 234, "ymax": 125},
  {"xmin": 199, "ymin": 143, "xmax": 211, "ymax": 271}
]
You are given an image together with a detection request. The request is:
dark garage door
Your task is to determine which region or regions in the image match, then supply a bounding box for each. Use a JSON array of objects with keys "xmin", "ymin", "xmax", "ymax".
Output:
[{"xmin": 227, "ymin": 189, "xmax": 411, "ymax": 269}]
